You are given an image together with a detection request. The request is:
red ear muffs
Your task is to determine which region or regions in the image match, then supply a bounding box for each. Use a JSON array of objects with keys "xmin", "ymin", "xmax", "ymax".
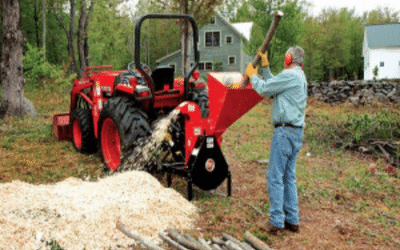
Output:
[{"xmin": 284, "ymin": 53, "xmax": 292, "ymax": 66}]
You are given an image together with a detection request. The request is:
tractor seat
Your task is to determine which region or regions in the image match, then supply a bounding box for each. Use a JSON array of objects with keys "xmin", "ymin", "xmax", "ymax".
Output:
[{"xmin": 151, "ymin": 66, "xmax": 174, "ymax": 92}]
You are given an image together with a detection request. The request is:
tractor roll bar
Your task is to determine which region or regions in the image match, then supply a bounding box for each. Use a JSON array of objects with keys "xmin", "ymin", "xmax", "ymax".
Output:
[{"xmin": 134, "ymin": 14, "xmax": 200, "ymax": 103}]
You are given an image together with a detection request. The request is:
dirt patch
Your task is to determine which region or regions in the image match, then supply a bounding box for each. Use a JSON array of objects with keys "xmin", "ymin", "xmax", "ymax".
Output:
[{"xmin": 0, "ymin": 171, "xmax": 197, "ymax": 249}]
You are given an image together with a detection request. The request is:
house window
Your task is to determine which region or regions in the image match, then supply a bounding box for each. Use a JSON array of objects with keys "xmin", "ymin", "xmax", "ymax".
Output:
[
  {"xmin": 205, "ymin": 31, "xmax": 220, "ymax": 47},
  {"xmin": 229, "ymin": 56, "xmax": 236, "ymax": 65},
  {"xmin": 226, "ymin": 36, "xmax": 232, "ymax": 44},
  {"xmin": 205, "ymin": 62, "xmax": 213, "ymax": 70},
  {"xmin": 199, "ymin": 62, "xmax": 205, "ymax": 70},
  {"xmin": 210, "ymin": 17, "xmax": 215, "ymax": 24},
  {"xmin": 380, "ymin": 61, "xmax": 384, "ymax": 67}
]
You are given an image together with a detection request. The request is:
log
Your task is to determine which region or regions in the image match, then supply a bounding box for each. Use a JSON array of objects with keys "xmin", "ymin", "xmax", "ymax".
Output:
[
  {"xmin": 222, "ymin": 233, "xmax": 253, "ymax": 250},
  {"xmin": 167, "ymin": 229, "xmax": 204, "ymax": 250},
  {"xmin": 212, "ymin": 244, "xmax": 223, "ymax": 250},
  {"xmin": 240, "ymin": 11, "xmax": 284, "ymax": 88},
  {"xmin": 198, "ymin": 237, "xmax": 213, "ymax": 250},
  {"xmin": 159, "ymin": 233, "xmax": 189, "ymax": 250},
  {"xmin": 225, "ymin": 240, "xmax": 244, "ymax": 250},
  {"xmin": 241, "ymin": 242, "xmax": 257, "ymax": 250},
  {"xmin": 116, "ymin": 221, "xmax": 164, "ymax": 250},
  {"xmin": 243, "ymin": 231, "xmax": 273, "ymax": 250},
  {"xmin": 211, "ymin": 237, "xmax": 225, "ymax": 245}
]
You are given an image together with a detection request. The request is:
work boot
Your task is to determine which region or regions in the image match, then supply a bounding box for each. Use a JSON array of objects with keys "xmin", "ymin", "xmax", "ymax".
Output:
[
  {"xmin": 266, "ymin": 223, "xmax": 285, "ymax": 235},
  {"xmin": 284, "ymin": 221, "xmax": 299, "ymax": 233}
]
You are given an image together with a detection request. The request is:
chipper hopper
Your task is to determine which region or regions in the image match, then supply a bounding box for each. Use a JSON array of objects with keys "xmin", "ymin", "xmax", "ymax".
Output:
[{"xmin": 51, "ymin": 13, "xmax": 265, "ymax": 200}]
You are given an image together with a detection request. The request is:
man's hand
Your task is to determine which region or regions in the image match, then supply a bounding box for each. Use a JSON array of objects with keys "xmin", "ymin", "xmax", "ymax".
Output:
[
  {"xmin": 245, "ymin": 63, "xmax": 258, "ymax": 78},
  {"xmin": 258, "ymin": 50, "xmax": 269, "ymax": 67}
]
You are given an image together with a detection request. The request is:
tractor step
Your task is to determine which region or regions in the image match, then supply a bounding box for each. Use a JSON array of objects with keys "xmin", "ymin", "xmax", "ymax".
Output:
[{"xmin": 52, "ymin": 113, "xmax": 71, "ymax": 141}]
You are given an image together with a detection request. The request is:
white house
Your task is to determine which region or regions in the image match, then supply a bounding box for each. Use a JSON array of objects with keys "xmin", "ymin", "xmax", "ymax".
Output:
[{"xmin": 363, "ymin": 23, "xmax": 400, "ymax": 80}]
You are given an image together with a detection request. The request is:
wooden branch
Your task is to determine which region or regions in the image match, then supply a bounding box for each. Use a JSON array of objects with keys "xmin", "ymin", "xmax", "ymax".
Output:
[
  {"xmin": 243, "ymin": 231, "xmax": 273, "ymax": 250},
  {"xmin": 222, "ymin": 233, "xmax": 242, "ymax": 247},
  {"xmin": 116, "ymin": 221, "xmax": 164, "ymax": 250},
  {"xmin": 241, "ymin": 11, "xmax": 284, "ymax": 88},
  {"xmin": 160, "ymin": 233, "xmax": 189, "ymax": 250},
  {"xmin": 198, "ymin": 238, "xmax": 213, "ymax": 250},
  {"xmin": 225, "ymin": 240, "xmax": 244, "ymax": 250},
  {"xmin": 250, "ymin": 205, "xmax": 266, "ymax": 217},
  {"xmin": 241, "ymin": 242, "xmax": 257, "ymax": 250},
  {"xmin": 212, "ymin": 244, "xmax": 223, "ymax": 250},
  {"xmin": 211, "ymin": 237, "xmax": 225, "ymax": 245},
  {"xmin": 167, "ymin": 229, "xmax": 204, "ymax": 250}
]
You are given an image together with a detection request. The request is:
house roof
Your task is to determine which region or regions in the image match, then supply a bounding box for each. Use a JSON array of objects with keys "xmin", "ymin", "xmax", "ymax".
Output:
[
  {"xmin": 232, "ymin": 22, "xmax": 253, "ymax": 41},
  {"xmin": 215, "ymin": 12, "xmax": 253, "ymax": 41},
  {"xmin": 365, "ymin": 23, "xmax": 400, "ymax": 48}
]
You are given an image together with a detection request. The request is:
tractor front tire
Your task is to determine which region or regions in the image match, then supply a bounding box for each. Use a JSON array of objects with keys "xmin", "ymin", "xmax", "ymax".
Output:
[
  {"xmin": 71, "ymin": 108, "xmax": 97, "ymax": 154},
  {"xmin": 99, "ymin": 97, "xmax": 151, "ymax": 171}
]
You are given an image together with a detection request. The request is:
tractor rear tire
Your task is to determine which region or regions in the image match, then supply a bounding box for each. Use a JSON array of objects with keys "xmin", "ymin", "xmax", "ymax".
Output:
[
  {"xmin": 192, "ymin": 89, "xmax": 209, "ymax": 118},
  {"xmin": 99, "ymin": 97, "xmax": 151, "ymax": 171},
  {"xmin": 71, "ymin": 108, "xmax": 97, "ymax": 154}
]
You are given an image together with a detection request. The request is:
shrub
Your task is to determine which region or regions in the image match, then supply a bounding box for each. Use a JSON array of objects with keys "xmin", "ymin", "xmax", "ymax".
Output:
[
  {"xmin": 213, "ymin": 60, "xmax": 224, "ymax": 71},
  {"xmin": 23, "ymin": 43, "xmax": 74, "ymax": 87}
]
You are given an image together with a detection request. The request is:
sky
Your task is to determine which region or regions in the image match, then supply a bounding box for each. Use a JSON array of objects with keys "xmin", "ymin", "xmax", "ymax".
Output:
[
  {"xmin": 126, "ymin": 0, "xmax": 400, "ymax": 18},
  {"xmin": 302, "ymin": 0, "xmax": 399, "ymax": 17}
]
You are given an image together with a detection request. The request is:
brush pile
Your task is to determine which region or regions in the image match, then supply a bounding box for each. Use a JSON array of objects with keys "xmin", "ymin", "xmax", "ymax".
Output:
[{"xmin": 117, "ymin": 223, "xmax": 275, "ymax": 250}]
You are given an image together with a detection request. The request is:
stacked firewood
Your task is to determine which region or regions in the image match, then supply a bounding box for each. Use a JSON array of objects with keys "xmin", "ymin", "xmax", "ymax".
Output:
[{"xmin": 117, "ymin": 222, "xmax": 275, "ymax": 250}]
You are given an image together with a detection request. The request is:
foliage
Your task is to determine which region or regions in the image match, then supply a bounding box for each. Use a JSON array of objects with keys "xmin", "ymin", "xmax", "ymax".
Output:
[
  {"xmin": 23, "ymin": 43, "xmax": 75, "ymax": 87},
  {"xmin": 213, "ymin": 60, "xmax": 224, "ymax": 71},
  {"xmin": 373, "ymin": 65, "xmax": 379, "ymax": 78}
]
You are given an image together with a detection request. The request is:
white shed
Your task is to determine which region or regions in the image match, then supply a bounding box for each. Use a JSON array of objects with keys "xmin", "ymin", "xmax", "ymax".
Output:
[{"xmin": 363, "ymin": 23, "xmax": 400, "ymax": 80}]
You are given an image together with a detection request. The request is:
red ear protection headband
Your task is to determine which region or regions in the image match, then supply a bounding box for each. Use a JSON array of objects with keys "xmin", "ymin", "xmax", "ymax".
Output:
[{"xmin": 284, "ymin": 53, "xmax": 293, "ymax": 66}]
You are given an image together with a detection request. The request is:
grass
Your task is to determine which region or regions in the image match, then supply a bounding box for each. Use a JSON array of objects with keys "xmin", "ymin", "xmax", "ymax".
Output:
[{"xmin": 0, "ymin": 79, "xmax": 400, "ymax": 249}]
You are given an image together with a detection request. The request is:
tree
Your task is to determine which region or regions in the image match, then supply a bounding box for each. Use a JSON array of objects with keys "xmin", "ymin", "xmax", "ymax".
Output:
[
  {"xmin": 299, "ymin": 16, "xmax": 324, "ymax": 80},
  {"xmin": 1, "ymin": 0, "xmax": 28, "ymax": 118},
  {"xmin": 77, "ymin": 0, "xmax": 94, "ymax": 78},
  {"xmin": 138, "ymin": 0, "xmax": 223, "ymax": 75},
  {"xmin": 53, "ymin": 0, "xmax": 77, "ymax": 73}
]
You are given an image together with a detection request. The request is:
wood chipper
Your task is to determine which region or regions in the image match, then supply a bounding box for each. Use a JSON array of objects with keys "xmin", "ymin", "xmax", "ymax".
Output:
[{"xmin": 52, "ymin": 14, "xmax": 269, "ymax": 200}]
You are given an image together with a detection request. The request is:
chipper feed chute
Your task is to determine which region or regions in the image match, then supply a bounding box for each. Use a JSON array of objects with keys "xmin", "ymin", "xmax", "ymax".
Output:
[{"xmin": 207, "ymin": 72, "xmax": 264, "ymax": 135}]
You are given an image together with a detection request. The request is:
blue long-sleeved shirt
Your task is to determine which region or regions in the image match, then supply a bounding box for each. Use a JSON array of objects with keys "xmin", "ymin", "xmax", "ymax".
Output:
[{"xmin": 251, "ymin": 66, "xmax": 308, "ymax": 127}]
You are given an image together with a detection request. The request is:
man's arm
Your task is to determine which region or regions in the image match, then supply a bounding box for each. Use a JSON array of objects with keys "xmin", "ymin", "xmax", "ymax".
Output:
[{"xmin": 251, "ymin": 69, "xmax": 297, "ymax": 97}]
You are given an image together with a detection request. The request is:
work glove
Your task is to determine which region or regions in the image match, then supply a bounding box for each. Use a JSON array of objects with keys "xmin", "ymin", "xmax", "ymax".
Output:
[
  {"xmin": 258, "ymin": 50, "xmax": 269, "ymax": 67},
  {"xmin": 245, "ymin": 63, "xmax": 258, "ymax": 79}
]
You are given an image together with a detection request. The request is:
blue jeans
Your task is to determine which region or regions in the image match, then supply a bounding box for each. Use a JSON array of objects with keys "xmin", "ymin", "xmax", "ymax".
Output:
[{"xmin": 267, "ymin": 126, "xmax": 303, "ymax": 228}]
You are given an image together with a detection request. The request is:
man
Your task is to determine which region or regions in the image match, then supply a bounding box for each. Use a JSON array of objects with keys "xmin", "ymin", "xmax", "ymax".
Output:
[{"xmin": 244, "ymin": 46, "xmax": 307, "ymax": 234}]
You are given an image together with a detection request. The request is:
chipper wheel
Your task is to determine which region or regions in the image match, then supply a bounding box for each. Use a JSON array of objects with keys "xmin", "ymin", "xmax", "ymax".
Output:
[
  {"xmin": 71, "ymin": 108, "xmax": 97, "ymax": 154},
  {"xmin": 99, "ymin": 97, "xmax": 151, "ymax": 171}
]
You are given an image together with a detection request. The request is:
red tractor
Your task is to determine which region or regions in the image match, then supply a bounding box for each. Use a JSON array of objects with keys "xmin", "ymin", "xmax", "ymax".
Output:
[{"xmin": 53, "ymin": 14, "xmax": 263, "ymax": 200}]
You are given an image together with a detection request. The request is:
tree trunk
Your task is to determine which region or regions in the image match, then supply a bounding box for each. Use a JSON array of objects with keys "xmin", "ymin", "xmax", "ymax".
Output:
[
  {"xmin": 180, "ymin": 0, "xmax": 189, "ymax": 77},
  {"xmin": 1, "ymin": 0, "xmax": 26, "ymax": 118},
  {"xmin": 77, "ymin": 0, "xmax": 86, "ymax": 78},
  {"xmin": 84, "ymin": 0, "xmax": 94, "ymax": 67},
  {"xmin": 68, "ymin": 0, "xmax": 77, "ymax": 73},
  {"xmin": 42, "ymin": 0, "xmax": 46, "ymax": 61}
]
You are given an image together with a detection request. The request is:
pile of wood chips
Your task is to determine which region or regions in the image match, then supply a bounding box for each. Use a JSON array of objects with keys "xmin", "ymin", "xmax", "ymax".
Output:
[{"xmin": 0, "ymin": 170, "xmax": 197, "ymax": 249}]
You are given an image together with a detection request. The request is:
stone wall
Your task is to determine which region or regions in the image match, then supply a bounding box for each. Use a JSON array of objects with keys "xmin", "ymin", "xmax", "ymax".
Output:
[{"xmin": 308, "ymin": 80, "xmax": 400, "ymax": 105}]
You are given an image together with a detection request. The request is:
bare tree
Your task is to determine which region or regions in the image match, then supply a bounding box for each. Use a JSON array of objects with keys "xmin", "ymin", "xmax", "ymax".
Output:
[
  {"xmin": 1, "ymin": 0, "xmax": 27, "ymax": 118},
  {"xmin": 77, "ymin": 0, "xmax": 94, "ymax": 78}
]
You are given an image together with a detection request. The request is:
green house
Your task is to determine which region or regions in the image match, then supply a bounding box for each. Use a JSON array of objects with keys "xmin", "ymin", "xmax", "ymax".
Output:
[{"xmin": 156, "ymin": 12, "xmax": 253, "ymax": 78}]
